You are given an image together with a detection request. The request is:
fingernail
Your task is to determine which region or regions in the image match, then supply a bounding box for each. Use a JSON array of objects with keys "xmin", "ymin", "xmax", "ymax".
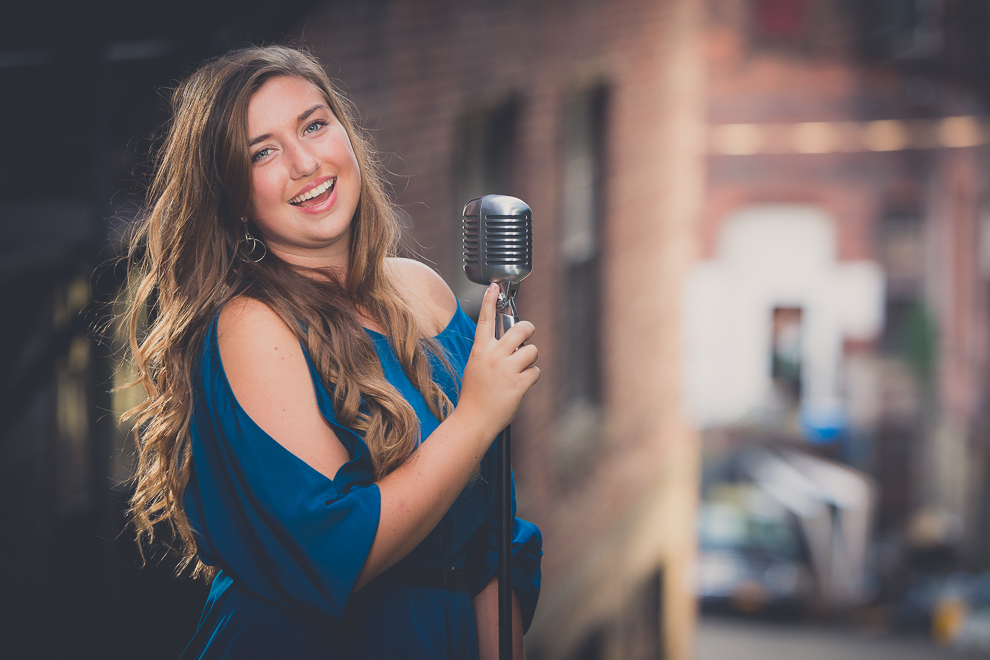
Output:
[{"xmin": 489, "ymin": 283, "xmax": 498, "ymax": 292}]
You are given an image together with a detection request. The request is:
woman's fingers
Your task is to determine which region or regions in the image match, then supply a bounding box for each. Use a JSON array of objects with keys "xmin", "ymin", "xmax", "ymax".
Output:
[
  {"xmin": 458, "ymin": 284, "xmax": 541, "ymax": 432},
  {"xmin": 507, "ymin": 343, "xmax": 539, "ymax": 370},
  {"xmin": 496, "ymin": 320, "xmax": 536, "ymax": 356},
  {"xmin": 474, "ymin": 283, "xmax": 499, "ymax": 345},
  {"xmin": 458, "ymin": 363, "xmax": 538, "ymax": 433}
]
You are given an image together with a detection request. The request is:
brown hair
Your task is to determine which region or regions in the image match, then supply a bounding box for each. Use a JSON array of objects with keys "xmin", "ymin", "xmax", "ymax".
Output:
[{"xmin": 121, "ymin": 45, "xmax": 452, "ymax": 578}]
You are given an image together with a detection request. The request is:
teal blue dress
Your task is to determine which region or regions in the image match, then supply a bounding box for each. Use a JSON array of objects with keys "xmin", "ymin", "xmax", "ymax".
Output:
[{"xmin": 180, "ymin": 303, "xmax": 542, "ymax": 658}]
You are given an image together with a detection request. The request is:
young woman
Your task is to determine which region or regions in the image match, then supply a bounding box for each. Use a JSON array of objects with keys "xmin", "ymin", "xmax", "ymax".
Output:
[{"xmin": 123, "ymin": 45, "xmax": 542, "ymax": 659}]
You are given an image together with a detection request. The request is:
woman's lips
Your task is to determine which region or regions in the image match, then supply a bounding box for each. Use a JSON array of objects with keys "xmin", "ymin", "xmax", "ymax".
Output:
[
  {"xmin": 292, "ymin": 179, "xmax": 339, "ymax": 214},
  {"xmin": 290, "ymin": 177, "xmax": 336, "ymax": 207}
]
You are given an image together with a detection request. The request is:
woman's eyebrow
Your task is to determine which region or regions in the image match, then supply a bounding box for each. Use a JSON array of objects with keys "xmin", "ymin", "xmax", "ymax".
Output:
[
  {"xmin": 298, "ymin": 104, "xmax": 327, "ymax": 122},
  {"xmin": 249, "ymin": 133, "xmax": 271, "ymax": 147}
]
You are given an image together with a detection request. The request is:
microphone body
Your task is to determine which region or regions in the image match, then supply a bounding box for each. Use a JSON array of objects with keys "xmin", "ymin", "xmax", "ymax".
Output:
[
  {"xmin": 462, "ymin": 194, "xmax": 533, "ymax": 288},
  {"xmin": 463, "ymin": 194, "xmax": 533, "ymax": 336},
  {"xmin": 462, "ymin": 194, "xmax": 533, "ymax": 660}
]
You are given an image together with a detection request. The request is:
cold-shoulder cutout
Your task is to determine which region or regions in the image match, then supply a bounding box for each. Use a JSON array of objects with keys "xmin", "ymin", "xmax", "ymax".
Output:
[
  {"xmin": 384, "ymin": 257, "xmax": 458, "ymax": 336},
  {"xmin": 216, "ymin": 296, "xmax": 351, "ymax": 481}
]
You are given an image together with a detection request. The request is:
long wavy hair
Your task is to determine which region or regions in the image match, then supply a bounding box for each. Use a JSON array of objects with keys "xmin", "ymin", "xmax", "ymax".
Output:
[{"xmin": 121, "ymin": 45, "xmax": 453, "ymax": 578}]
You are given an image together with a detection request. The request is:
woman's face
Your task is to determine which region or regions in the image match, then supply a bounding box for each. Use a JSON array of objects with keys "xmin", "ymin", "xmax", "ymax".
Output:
[{"xmin": 244, "ymin": 75, "xmax": 362, "ymax": 269}]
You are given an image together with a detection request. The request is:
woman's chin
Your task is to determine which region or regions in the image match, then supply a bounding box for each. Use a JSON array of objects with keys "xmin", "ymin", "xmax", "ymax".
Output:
[{"xmin": 266, "ymin": 240, "xmax": 349, "ymax": 268}]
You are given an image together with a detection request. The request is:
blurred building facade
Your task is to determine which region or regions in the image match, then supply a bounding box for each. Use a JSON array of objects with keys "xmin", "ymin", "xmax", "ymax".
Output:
[
  {"xmin": 687, "ymin": 0, "xmax": 990, "ymax": 608},
  {"xmin": 295, "ymin": 3, "xmax": 706, "ymax": 658}
]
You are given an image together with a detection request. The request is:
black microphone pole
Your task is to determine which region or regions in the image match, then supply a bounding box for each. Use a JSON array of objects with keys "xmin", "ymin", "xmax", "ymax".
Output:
[
  {"xmin": 462, "ymin": 195, "xmax": 533, "ymax": 660},
  {"xmin": 496, "ymin": 419, "xmax": 513, "ymax": 660},
  {"xmin": 494, "ymin": 286, "xmax": 518, "ymax": 660}
]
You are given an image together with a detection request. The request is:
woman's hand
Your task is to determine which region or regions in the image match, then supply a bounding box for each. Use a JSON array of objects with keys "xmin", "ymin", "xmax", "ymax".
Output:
[
  {"xmin": 354, "ymin": 283, "xmax": 539, "ymax": 591},
  {"xmin": 457, "ymin": 283, "xmax": 541, "ymax": 435}
]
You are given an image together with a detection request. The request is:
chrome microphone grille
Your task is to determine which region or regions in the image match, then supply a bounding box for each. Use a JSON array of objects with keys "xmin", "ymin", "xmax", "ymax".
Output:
[
  {"xmin": 484, "ymin": 214, "xmax": 531, "ymax": 265},
  {"xmin": 463, "ymin": 211, "xmax": 480, "ymax": 268},
  {"xmin": 462, "ymin": 195, "xmax": 533, "ymax": 285}
]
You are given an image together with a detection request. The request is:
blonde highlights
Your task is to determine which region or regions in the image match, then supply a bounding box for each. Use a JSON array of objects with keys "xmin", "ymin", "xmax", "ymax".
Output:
[{"xmin": 122, "ymin": 45, "xmax": 452, "ymax": 578}]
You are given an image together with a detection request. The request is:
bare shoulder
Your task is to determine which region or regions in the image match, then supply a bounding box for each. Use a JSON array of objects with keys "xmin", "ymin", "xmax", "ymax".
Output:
[
  {"xmin": 217, "ymin": 297, "xmax": 305, "ymax": 373},
  {"xmin": 217, "ymin": 296, "xmax": 349, "ymax": 480},
  {"xmin": 385, "ymin": 258, "xmax": 458, "ymax": 335},
  {"xmin": 218, "ymin": 296, "xmax": 294, "ymax": 345}
]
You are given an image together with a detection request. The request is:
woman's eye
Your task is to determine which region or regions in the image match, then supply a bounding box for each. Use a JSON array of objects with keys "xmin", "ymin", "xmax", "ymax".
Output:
[
  {"xmin": 252, "ymin": 147, "xmax": 273, "ymax": 162},
  {"xmin": 304, "ymin": 120, "xmax": 327, "ymax": 134}
]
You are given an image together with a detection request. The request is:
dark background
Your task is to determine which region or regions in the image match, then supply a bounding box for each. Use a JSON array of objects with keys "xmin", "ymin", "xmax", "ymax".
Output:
[{"xmin": 1, "ymin": 3, "xmax": 319, "ymax": 657}]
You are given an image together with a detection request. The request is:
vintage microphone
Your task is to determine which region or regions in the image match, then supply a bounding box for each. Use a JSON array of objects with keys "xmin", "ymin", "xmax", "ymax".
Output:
[{"xmin": 462, "ymin": 194, "xmax": 533, "ymax": 660}]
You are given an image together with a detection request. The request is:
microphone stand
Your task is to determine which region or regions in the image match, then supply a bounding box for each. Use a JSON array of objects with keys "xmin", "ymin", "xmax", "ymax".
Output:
[
  {"xmin": 494, "ymin": 281, "xmax": 519, "ymax": 660},
  {"xmin": 463, "ymin": 193, "xmax": 532, "ymax": 660}
]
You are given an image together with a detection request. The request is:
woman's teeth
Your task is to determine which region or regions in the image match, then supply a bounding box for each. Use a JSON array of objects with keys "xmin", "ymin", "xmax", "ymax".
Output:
[{"xmin": 289, "ymin": 178, "xmax": 335, "ymax": 205}]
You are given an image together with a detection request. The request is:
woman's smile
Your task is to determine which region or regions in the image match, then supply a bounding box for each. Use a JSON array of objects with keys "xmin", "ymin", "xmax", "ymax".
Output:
[{"xmin": 289, "ymin": 176, "xmax": 336, "ymax": 208}]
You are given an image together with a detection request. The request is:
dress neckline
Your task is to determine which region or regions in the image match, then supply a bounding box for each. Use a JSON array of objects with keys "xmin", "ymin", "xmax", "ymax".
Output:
[{"xmin": 363, "ymin": 300, "xmax": 463, "ymax": 341}]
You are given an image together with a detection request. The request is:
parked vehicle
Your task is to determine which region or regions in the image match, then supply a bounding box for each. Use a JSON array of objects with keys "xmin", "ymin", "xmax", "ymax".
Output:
[
  {"xmin": 694, "ymin": 447, "xmax": 877, "ymax": 613},
  {"xmin": 696, "ymin": 482, "xmax": 815, "ymax": 613}
]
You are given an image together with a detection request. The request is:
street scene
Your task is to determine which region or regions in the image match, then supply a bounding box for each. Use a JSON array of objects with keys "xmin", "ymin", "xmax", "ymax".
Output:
[{"xmin": 4, "ymin": 0, "xmax": 990, "ymax": 658}]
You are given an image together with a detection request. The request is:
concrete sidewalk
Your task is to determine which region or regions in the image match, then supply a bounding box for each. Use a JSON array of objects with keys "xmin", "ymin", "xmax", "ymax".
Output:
[{"xmin": 697, "ymin": 615, "xmax": 989, "ymax": 660}]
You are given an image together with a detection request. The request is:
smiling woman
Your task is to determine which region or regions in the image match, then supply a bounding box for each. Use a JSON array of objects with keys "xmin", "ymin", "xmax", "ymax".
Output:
[{"xmin": 120, "ymin": 46, "xmax": 541, "ymax": 659}]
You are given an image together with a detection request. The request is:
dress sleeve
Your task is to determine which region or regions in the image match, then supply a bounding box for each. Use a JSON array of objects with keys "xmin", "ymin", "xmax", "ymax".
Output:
[
  {"xmin": 185, "ymin": 331, "xmax": 381, "ymax": 621},
  {"xmin": 464, "ymin": 466, "xmax": 543, "ymax": 633}
]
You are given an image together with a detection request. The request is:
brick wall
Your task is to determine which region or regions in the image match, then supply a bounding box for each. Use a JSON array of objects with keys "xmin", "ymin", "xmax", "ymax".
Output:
[{"xmin": 293, "ymin": 0, "xmax": 705, "ymax": 657}]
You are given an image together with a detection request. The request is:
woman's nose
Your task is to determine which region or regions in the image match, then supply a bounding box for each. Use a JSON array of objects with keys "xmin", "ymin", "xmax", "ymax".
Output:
[{"xmin": 287, "ymin": 140, "xmax": 320, "ymax": 179}]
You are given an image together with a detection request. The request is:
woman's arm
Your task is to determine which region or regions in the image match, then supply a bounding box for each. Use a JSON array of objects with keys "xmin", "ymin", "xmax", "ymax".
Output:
[
  {"xmin": 219, "ymin": 283, "xmax": 539, "ymax": 591},
  {"xmin": 354, "ymin": 283, "xmax": 538, "ymax": 588},
  {"xmin": 218, "ymin": 297, "xmax": 352, "ymax": 479},
  {"xmin": 472, "ymin": 578, "xmax": 526, "ymax": 660}
]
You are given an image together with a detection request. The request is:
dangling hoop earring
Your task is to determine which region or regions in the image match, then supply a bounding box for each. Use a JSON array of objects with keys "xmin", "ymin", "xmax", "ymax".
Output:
[{"xmin": 241, "ymin": 222, "xmax": 267, "ymax": 262}]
